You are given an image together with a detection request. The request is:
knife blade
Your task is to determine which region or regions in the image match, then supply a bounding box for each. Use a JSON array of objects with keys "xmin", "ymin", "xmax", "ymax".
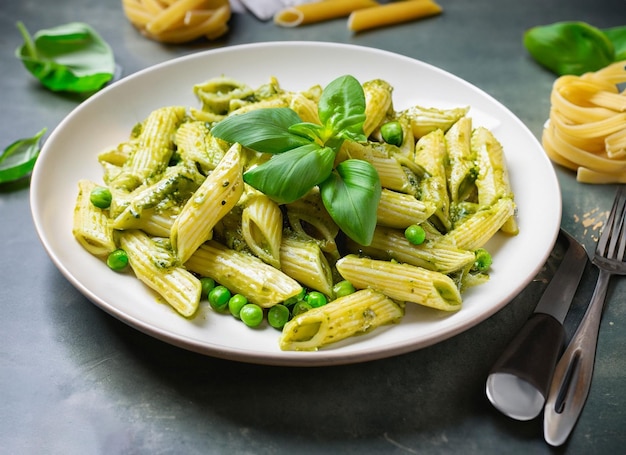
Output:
[{"xmin": 486, "ymin": 229, "xmax": 588, "ymax": 421}]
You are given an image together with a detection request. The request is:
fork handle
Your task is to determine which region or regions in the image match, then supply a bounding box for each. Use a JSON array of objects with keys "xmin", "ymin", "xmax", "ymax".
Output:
[{"xmin": 543, "ymin": 268, "xmax": 610, "ymax": 446}]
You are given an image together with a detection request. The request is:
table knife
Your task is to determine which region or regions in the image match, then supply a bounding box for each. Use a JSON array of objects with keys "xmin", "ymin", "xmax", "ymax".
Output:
[{"xmin": 486, "ymin": 229, "xmax": 588, "ymax": 421}]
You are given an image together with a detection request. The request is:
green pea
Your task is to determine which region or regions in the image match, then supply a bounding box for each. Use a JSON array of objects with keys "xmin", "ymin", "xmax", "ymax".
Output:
[
  {"xmin": 380, "ymin": 121, "xmax": 403, "ymax": 146},
  {"xmin": 106, "ymin": 249, "xmax": 128, "ymax": 271},
  {"xmin": 333, "ymin": 280, "xmax": 356, "ymax": 298},
  {"xmin": 474, "ymin": 248, "xmax": 493, "ymax": 272},
  {"xmin": 240, "ymin": 303, "xmax": 264, "ymax": 327},
  {"xmin": 200, "ymin": 277, "xmax": 216, "ymax": 298},
  {"xmin": 209, "ymin": 285, "xmax": 231, "ymax": 312},
  {"xmin": 405, "ymin": 224, "xmax": 426, "ymax": 245},
  {"xmin": 292, "ymin": 301, "xmax": 312, "ymax": 317},
  {"xmin": 228, "ymin": 294, "xmax": 248, "ymax": 319},
  {"xmin": 268, "ymin": 304, "xmax": 290, "ymax": 329},
  {"xmin": 305, "ymin": 291, "xmax": 327, "ymax": 308},
  {"xmin": 90, "ymin": 186, "xmax": 112, "ymax": 209}
]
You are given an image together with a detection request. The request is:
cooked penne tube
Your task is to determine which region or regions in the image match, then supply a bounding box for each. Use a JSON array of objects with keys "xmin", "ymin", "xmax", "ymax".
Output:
[
  {"xmin": 285, "ymin": 188, "xmax": 340, "ymax": 256},
  {"xmin": 118, "ymin": 230, "xmax": 201, "ymax": 317},
  {"xmin": 274, "ymin": 0, "xmax": 378, "ymax": 27},
  {"xmin": 186, "ymin": 240, "xmax": 303, "ymax": 307},
  {"xmin": 111, "ymin": 162, "xmax": 204, "ymax": 230},
  {"xmin": 362, "ymin": 79, "xmax": 394, "ymax": 137},
  {"xmin": 347, "ymin": 226, "xmax": 476, "ymax": 274},
  {"xmin": 72, "ymin": 180, "xmax": 117, "ymax": 257},
  {"xmin": 241, "ymin": 186, "xmax": 283, "ymax": 268},
  {"xmin": 111, "ymin": 106, "xmax": 186, "ymax": 191},
  {"xmin": 445, "ymin": 116, "xmax": 475, "ymax": 203},
  {"xmin": 348, "ymin": 0, "xmax": 443, "ymax": 32},
  {"xmin": 376, "ymin": 188, "xmax": 436, "ymax": 229},
  {"xmin": 171, "ymin": 143, "xmax": 244, "ymax": 263},
  {"xmin": 401, "ymin": 105, "xmax": 469, "ymax": 139},
  {"xmin": 414, "ymin": 128, "xmax": 451, "ymax": 231},
  {"xmin": 472, "ymin": 127, "xmax": 518, "ymax": 234},
  {"xmin": 438, "ymin": 197, "xmax": 516, "ymax": 251},
  {"xmin": 175, "ymin": 121, "xmax": 227, "ymax": 173},
  {"xmin": 336, "ymin": 255, "xmax": 462, "ymax": 311},
  {"xmin": 279, "ymin": 236, "xmax": 334, "ymax": 296},
  {"xmin": 279, "ymin": 289, "xmax": 404, "ymax": 351}
]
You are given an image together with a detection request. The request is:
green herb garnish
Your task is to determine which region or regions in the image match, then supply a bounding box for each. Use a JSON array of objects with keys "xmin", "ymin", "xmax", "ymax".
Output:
[
  {"xmin": 211, "ymin": 75, "xmax": 381, "ymax": 245},
  {"xmin": 15, "ymin": 21, "xmax": 115, "ymax": 93},
  {"xmin": 0, "ymin": 128, "xmax": 47, "ymax": 184},
  {"xmin": 523, "ymin": 21, "xmax": 626, "ymax": 76}
]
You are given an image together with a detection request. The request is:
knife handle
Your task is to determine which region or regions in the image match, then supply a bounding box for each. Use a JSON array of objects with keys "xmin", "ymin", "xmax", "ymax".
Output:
[{"xmin": 486, "ymin": 313, "xmax": 565, "ymax": 421}]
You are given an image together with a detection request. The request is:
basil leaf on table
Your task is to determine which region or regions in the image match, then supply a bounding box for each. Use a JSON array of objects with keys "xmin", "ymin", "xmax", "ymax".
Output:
[
  {"xmin": 604, "ymin": 25, "xmax": 626, "ymax": 60},
  {"xmin": 15, "ymin": 21, "xmax": 115, "ymax": 93},
  {"xmin": 523, "ymin": 21, "xmax": 615, "ymax": 76},
  {"xmin": 320, "ymin": 159, "xmax": 381, "ymax": 247},
  {"xmin": 0, "ymin": 128, "xmax": 47, "ymax": 184}
]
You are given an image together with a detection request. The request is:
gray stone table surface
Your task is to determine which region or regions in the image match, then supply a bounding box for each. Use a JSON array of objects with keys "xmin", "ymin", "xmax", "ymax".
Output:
[{"xmin": 1, "ymin": 0, "xmax": 625, "ymax": 453}]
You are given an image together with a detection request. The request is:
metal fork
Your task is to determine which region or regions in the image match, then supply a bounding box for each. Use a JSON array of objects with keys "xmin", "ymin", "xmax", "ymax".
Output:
[{"xmin": 543, "ymin": 185, "xmax": 626, "ymax": 446}]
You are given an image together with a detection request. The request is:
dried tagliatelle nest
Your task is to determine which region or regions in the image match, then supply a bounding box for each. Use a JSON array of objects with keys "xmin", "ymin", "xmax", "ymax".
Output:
[
  {"xmin": 121, "ymin": 0, "xmax": 230, "ymax": 43},
  {"xmin": 542, "ymin": 60, "xmax": 626, "ymax": 183}
]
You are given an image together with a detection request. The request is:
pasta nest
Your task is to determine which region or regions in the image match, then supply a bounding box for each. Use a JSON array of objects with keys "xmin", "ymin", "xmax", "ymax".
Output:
[
  {"xmin": 121, "ymin": 0, "xmax": 231, "ymax": 43},
  {"xmin": 542, "ymin": 60, "xmax": 626, "ymax": 184}
]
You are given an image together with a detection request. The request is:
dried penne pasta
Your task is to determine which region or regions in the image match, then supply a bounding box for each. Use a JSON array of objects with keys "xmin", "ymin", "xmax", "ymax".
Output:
[
  {"xmin": 274, "ymin": 0, "xmax": 378, "ymax": 28},
  {"xmin": 347, "ymin": 0, "xmax": 443, "ymax": 32}
]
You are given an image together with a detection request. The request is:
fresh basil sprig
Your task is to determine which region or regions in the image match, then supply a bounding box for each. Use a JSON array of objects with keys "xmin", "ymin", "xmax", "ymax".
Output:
[
  {"xmin": 0, "ymin": 128, "xmax": 47, "ymax": 184},
  {"xmin": 523, "ymin": 21, "xmax": 626, "ymax": 76},
  {"xmin": 211, "ymin": 75, "xmax": 381, "ymax": 245},
  {"xmin": 15, "ymin": 21, "xmax": 115, "ymax": 93}
]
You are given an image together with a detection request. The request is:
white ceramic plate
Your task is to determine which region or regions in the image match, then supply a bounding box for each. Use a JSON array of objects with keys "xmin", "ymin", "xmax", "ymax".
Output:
[{"xmin": 31, "ymin": 42, "xmax": 561, "ymax": 366}]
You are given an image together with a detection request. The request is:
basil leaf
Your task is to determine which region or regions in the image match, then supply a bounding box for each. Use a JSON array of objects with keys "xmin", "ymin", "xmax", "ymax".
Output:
[
  {"xmin": 318, "ymin": 75, "xmax": 367, "ymax": 143},
  {"xmin": 0, "ymin": 128, "xmax": 47, "ymax": 183},
  {"xmin": 604, "ymin": 25, "xmax": 626, "ymax": 60},
  {"xmin": 523, "ymin": 21, "xmax": 614, "ymax": 76},
  {"xmin": 320, "ymin": 159, "xmax": 381, "ymax": 246},
  {"xmin": 244, "ymin": 144, "xmax": 334, "ymax": 204},
  {"xmin": 211, "ymin": 108, "xmax": 311, "ymax": 154},
  {"xmin": 15, "ymin": 22, "xmax": 115, "ymax": 93}
]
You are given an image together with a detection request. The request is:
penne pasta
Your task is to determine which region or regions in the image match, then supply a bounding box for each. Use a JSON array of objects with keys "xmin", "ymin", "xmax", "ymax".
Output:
[
  {"xmin": 346, "ymin": 226, "xmax": 476, "ymax": 274},
  {"xmin": 72, "ymin": 180, "xmax": 117, "ymax": 257},
  {"xmin": 347, "ymin": 0, "xmax": 443, "ymax": 32},
  {"xmin": 336, "ymin": 255, "xmax": 463, "ymax": 311},
  {"xmin": 240, "ymin": 186, "xmax": 283, "ymax": 269},
  {"xmin": 186, "ymin": 240, "xmax": 303, "ymax": 307},
  {"xmin": 279, "ymin": 235, "xmax": 334, "ymax": 296},
  {"xmin": 279, "ymin": 289, "xmax": 404, "ymax": 351},
  {"xmin": 170, "ymin": 143, "xmax": 244, "ymax": 263},
  {"xmin": 274, "ymin": 0, "xmax": 378, "ymax": 28},
  {"xmin": 118, "ymin": 230, "xmax": 201, "ymax": 317}
]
